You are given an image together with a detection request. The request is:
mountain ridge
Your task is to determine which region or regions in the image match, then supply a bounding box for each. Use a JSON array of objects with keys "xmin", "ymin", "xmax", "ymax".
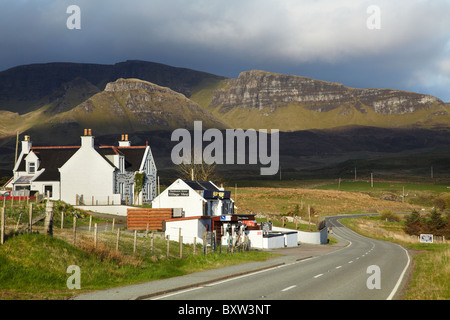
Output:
[
  {"xmin": 193, "ymin": 69, "xmax": 449, "ymax": 131},
  {"xmin": 0, "ymin": 60, "xmax": 449, "ymax": 147}
]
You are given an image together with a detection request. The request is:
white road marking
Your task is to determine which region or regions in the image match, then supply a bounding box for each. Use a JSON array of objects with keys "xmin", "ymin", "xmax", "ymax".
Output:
[
  {"xmin": 314, "ymin": 274, "xmax": 323, "ymax": 279},
  {"xmin": 387, "ymin": 244, "xmax": 411, "ymax": 300},
  {"xmin": 282, "ymin": 285, "xmax": 297, "ymax": 292},
  {"xmin": 151, "ymin": 287, "xmax": 203, "ymax": 300}
]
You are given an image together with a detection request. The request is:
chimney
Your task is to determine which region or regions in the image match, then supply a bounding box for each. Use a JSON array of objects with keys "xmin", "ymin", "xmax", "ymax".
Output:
[
  {"xmin": 22, "ymin": 135, "xmax": 32, "ymax": 154},
  {"xmin": 81, "ymin": 129, "xmax": 94, "ymax": 148},
  {"xmin": 119, "ymin": 133, "xmax": 131, "ymax": 147}
]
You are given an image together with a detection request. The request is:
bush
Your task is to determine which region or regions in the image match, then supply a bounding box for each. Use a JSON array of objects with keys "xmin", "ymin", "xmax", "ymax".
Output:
[
  {"xmin": 404, "ymin": 210, "xmax": 425, "ymax": 236},
  {"xmin": 404, "ymin": 209, "xmax": 450, "ymax": 237},
  {"xmin": 380, "ymin": 210, "xmax": 401, "ymax": 222}
]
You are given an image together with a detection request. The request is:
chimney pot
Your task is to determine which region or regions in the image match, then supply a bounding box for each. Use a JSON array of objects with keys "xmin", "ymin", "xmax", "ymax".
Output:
[
  {"xmin": 121, "ymin": 134, "xmax": 125, "ymax": 141},
  {"xmin": 84, "ymin": 129, "xmax": 88, "ymax": 136},
  {"xmin": 88, "ymin": 129, "xmax": 92, "ymax": 136}
]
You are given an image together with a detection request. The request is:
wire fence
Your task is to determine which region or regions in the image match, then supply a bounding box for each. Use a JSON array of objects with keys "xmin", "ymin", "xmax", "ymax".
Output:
[{"xmin": 0, "ymin": 201, "xmax": 249, "ymax": 260}]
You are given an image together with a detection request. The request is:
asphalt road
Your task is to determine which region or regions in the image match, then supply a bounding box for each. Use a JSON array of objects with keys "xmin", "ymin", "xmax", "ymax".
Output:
[{"xmin": 150, "ymin": 215, "xmax": 411, "ymax": 300}]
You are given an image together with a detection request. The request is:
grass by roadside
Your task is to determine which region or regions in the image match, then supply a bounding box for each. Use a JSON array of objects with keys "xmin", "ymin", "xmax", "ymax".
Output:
[
  {"xmin": 0, "ymin": 203, "xmax": 274, "ymax": 302},
  {"xmin": 339, "ymin": 215, "xmax": 449, "ymax": 300}
]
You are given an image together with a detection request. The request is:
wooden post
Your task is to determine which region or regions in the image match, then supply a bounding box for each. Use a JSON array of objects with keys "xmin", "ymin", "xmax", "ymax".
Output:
[
  {"xmin": 133, "ymin": 230, "xmax": 137, "ymax": 254},
  {"xmin": 29, "ymin": 203, "xmax": 33, "ymax": 233},
  {"xmin": 89, "ymin": 215, "xmax": 92, "ymax": 232},
  {"xmin": 371, "ymin": 173, "xmax": 374, "ymax": 188},
  {"xmin": 44, "ymin": 200, "xmax": 54, "ymax": 236},
  {"xmin": 116, "ymin": 229, "xmax": 120, "ymax": 252},
  {"xmin": 94, "ymin": 223, "xmax": 98, "ymax": 248},
  {"xmin": 1, "ymin": 208, "xmax": 5, "ymax": 245},
  {"xmin": 112, "ymin": 218, "xmax": 115, "ymax": 232},
  {"xmin": 180, "ymin": 236, "xmax": 183, "ymax": 258},
  {"xmin": 193, "ymin": 237, "xmax": 196, "ymax": 255},
  {"xmin": 308, "ymin": 205, "xmax": 311, "ymax": 232},
  {"xmin": 61, "ymin": 211, "xmax": 64, "ymax": 229},
  {"xmin": 203, "ymin": 232, "xmax": 207, "ymax": 255},
  {"xmin": 73, "ymin": 216, "xmax": 77, "ymax": 245},
  {"xmin": 167, "ymin": 235, "xmax": 170, "ymax": 258},
  {"xmin": 151, "ymin": 233, "xmax": 154, "ymax": 254}
]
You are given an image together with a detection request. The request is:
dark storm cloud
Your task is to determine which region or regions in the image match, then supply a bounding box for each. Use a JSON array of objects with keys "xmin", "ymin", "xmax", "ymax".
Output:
[{"xmin": 1, "ymin": 0, "xmax": 450, "ymax": 100}]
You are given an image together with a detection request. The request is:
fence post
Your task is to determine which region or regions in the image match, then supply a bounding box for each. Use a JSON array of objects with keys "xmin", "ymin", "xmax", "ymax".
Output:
[
  {"xmin": 89, "ymin": 215, "xmax": 92, "ymax": 232},
  {"xmin": 73, "ymin": 216, "xmax": 77, "ymax": 245},
  {"xmin": 29, "ymin": 203, "xmax": 33, "ymax": 233},
  {"xmin": 203, "ymin": 232, "xmax": 206, "ymax": 254},
  {"xmin": 151, "ymin": 232, "xmax": 154, "ymax": 253},
  {"xmin": 94, "ymin": 223, "xmax": 98, "ymax": 248},
  {"xmin": 116, "ymin": 229, "xmax": 120, "ymax": 252},
  {"xmin": 112, "ymin": 218, "xmax": 115, "ymax": 232},
  {"xmin": 167, "ymin": 235, "xmax": 170, "ymax": 258},
  {"xmin": 133, "ymin": 230, "xmax": 137, "ymax": 254},
  {"xmin": 44, "ymin": 200, "xmax": 54, "ymax": 236},
  {"xmin": 193, "ymin": 237, "xmax": 196, "ymax": 255},
  {"xmin": 1, "ymin": 208, "xmax": 5, "ymax": 245},
  {"xmin": 61, "ymin": 211, "xmax": 64, "ymax": 229}
]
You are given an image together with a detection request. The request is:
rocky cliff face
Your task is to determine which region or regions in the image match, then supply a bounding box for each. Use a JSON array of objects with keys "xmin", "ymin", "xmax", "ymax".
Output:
[
  {"xmin": 209, "ymin": 70, "xmax": 444, "ymax": 115},
  {"xmin": 61, "ymin": 78, "xmax": 226, "ymax": 132}
]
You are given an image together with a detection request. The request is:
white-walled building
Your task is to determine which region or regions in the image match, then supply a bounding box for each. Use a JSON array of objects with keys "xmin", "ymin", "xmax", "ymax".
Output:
[
  {"xmin": 152, "ymin": 179, "xmax": 235, "ymax": 218},
  {"xmin": 6, "ymin": 130, "xmax": 157, "ymax": 206},
  {"xmin": 152, "ymin": 179, "xmax": 238, "ymax": 244}
]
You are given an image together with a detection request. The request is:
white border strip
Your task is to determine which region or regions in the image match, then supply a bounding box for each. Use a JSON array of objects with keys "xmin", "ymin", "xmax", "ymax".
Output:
[{"xmin": 386, "ymin": 244, "xmax": 411, "ymax": 300}]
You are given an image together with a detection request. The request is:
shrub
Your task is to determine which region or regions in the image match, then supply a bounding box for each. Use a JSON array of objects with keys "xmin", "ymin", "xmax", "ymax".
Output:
[
  {"xmin": 404, "ymin": 210, "xmax": 425, "ymax": 236},
  {"xmin": 380, "ymin": 210, "xmax": 401, "ymax": 222}
]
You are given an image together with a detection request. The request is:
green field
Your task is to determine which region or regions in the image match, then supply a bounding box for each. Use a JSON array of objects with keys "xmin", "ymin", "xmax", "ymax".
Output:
[{"xmin": 313, "ymin": 180, "xmax": 449, "ymax": 193}]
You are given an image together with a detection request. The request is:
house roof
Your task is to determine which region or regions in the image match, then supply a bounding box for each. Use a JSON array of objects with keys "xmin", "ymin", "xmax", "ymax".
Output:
[
  {"xmin": 98, "ymin": 146, "xmax": 147, "ymax": 171},
  {"xmin": 24, "ymin": 145, "xmax": 148, "ymax": 182},
  {"xmin": 183, "ymin": 180, "xmax": 220, "ymax": 192},
  {"xmin": 32, "ymin": 147, "xmax": 79, "ymax": 181}
]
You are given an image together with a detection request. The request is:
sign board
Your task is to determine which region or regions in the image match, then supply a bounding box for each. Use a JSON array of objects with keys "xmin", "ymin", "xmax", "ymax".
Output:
[
  {"xmin": 220, "ymin": 215, "xmax": 232, "ymax": 222},
  {"xmin": 203, "ymin": 190, "xmax": 231, "ymax": 200},
  {"xmin": 168, "ymin": 190, "xmax": 189, "ymax": 197},
  {"xmin": 420, "ymin": 234, "xmax": 433, "ymax": 244}
]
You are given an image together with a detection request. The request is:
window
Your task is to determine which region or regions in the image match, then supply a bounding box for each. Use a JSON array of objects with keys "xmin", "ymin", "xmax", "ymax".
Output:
[
  {"xmin": 28, "ymin": 162, "xmax": 35, "ymax": 173},
  {"xmin": 44, "ymin": 185, "xmax": 53, "ymax": 197}
]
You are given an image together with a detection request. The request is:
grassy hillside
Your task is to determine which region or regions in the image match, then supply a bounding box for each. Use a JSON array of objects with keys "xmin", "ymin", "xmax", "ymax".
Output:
[{"xmin": 0, "ymin": 229, "xmax": 271, "ymax": 300}]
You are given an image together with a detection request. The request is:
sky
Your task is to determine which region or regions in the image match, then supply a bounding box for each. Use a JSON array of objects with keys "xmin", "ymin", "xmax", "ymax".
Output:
[{"xmin": 1, "ymin": 0, "xmax": 450, "ymax": 101}]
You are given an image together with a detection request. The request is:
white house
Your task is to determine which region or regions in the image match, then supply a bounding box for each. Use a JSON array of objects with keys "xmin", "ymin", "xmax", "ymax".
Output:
[
  {"xmin": 152, "ymin": 179, "xmax": 237, "ymax": 244},
  {"xmin": 152, "ymin": 179, "xmax": 235, "ymax": 218},
  {"xmin": 6, "ymin": 130, "xmax": 157, "ymax": 206}
]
